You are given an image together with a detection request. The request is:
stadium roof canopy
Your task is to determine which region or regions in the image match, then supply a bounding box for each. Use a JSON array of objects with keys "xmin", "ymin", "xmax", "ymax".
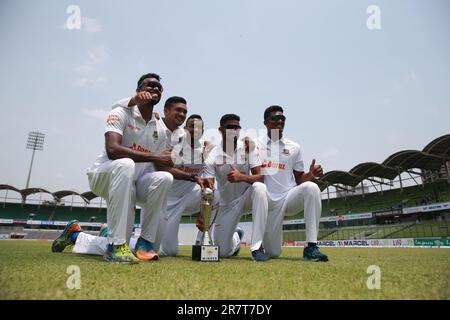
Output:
[
  {"xmin": 382, "ymin": 150, "xmax": 444, "ymax": 171},
  {"xmin": 81, "ymin": 191, "xmax": 100, "ymax": 202},
  {"xmin": 349, "ymin": 162, "xmax": 398, "ymax": 181},
  {"xmin": 53, "ymin": 190, "xmax": 89, "ymax": 203},
  {"xmin": 21, "ymin": 188, "xmax": 54, "ymax": 200},
  {"xmin": 0, "ymin": 185, "xmax": 94, "ymax": 203},
  {"xmin": 422, "ymin": 134, "xmax": 450, "ymax": 158},
  {"xmin": 319, "ymin": 171, "xmax": 363, "ymax": 188},
  {"xmin": 0, "ymin": 184, "xmax": 22, "ymax": 194}
]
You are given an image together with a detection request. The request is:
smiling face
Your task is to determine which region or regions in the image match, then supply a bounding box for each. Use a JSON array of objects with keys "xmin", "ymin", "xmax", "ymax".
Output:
[
  {"xmin": 137, "ymin": 77, "xmax": 163, "ymax": 104},
  {"xmin": 185, "ymin": 118, "xmax": 204, "ymax": 141},
  {"xmin": 164, "ymin": 102, "xmax": 188, "ymax": 127},
  {"xmin": 264, "ymin": 111, "xmax": 286, "ymax": 140}
]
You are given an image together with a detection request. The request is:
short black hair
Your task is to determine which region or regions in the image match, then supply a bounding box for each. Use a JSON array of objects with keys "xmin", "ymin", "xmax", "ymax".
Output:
[
  {"xmin": 137, "ymin": 73, "xmax": 161, "ymax": 89},
  {"xmin": 264, "ymin": 105, "xmax": 284, "ymax": 120},
  {"xmin": 220, "ymin": 114, "xmax": 240, "ymax": 127},
  {"xmin": 186, "ymin": 114, "xmax": 203, "ymax": 123},
  {"xmin": 164, "ymin": 96, "xmax": 187, "ymax": 110}
]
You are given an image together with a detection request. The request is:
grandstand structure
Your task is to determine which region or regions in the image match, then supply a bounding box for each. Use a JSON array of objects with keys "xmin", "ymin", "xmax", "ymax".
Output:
[{"xmin": 0, "ymin": 134, "xmax": 449, "ymax": 245}]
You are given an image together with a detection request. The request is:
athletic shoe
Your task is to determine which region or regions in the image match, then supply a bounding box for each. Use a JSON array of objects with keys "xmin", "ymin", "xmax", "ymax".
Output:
[
  {"xmin": 251, "ymin": 246, "xmax": 270, "ymax": 262},
  {"xmin": 51, "ymin": 220, "xmax": 81, "ymax": 252},
  {"xmin": 303, "ymin": 244, "xmax": 329, "ymax": 262},
  {"xmin": 98, "ymin": 224, "xmax": 108, "ymax": 238},
  {"xmin": 103, "ymin": 243, "xmax": 139, "ymax": 264},
  {"xmin": 235, "ymin": 226, "xmax": 244, "ymax": 241},
  {"xmin": 231, "ymin": 227, "xmax": 245, "ymax": 256},
  {"xmin": 135, "ymin": 237, "xmax": 159, "ymax": 261}
]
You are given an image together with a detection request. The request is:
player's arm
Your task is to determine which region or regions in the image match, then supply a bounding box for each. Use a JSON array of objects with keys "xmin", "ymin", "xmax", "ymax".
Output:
[
  {"xmin": 156, "ymin": 164, "xmax": 206, "ymax": 190},
  {"xmin": 227, "ymin": 165, "xmax": 264, "ymax": 184},
  {"xmin": 113, "ymin": 94, "xmax": 160, "ymax": 119},
  {"xmin": 105, "ymin": 132, "xmax": 173, "ymax": 167},
  {"xmin": 293, "ymin": 159, "xmax": 323, "ymax": 185}
]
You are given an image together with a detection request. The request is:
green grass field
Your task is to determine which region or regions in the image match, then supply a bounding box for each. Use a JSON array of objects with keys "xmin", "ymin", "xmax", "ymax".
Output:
[{"xmin": 0, "ymin": 240, "xmax": 449, "ymax": 300}]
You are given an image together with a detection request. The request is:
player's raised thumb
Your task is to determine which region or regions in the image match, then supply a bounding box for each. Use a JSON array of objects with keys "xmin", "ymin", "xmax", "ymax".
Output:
[{"xmin": 311, "ymin": 159, "xmax": 316, "ymax": 167}]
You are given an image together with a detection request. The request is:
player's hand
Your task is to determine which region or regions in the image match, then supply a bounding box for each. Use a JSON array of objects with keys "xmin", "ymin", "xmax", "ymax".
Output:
[
  {"xmin": 196, "ymin": 215, "xmax": 205, "ymax": 232},
  {"xmin": 227, "ymin": 165, "xmax": 244, "ymax": 183},
  {"xmin": 194, "ymin": 176, "xmax": 206, "ymax": 191},
  {"xmin": 243, "ymin": 136, "xmax": 256, "ymax": 152},
  {"xmin": 204, "ymin": 178, "xmax": 215, "ymax": 190},
  {"xmin": 309, "ymin": 159, "xmax": 323, "ymax": 179},
  {"xmin": 155, "ymin": 148, "xmax": 174, "ymax": 167},
  {"xmin": 130, "ymin": 91, "xmax": 154, "ymax": 107}
]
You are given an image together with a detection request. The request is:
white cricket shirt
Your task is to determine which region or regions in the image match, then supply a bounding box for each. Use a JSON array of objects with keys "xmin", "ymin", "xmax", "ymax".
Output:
[
  {"xmin": 87, "ymin": 104, "xmax": 168, "ymax": 173},
  {"xmin": 256, "ymin": 135, "xmax": 304, "ymax": 201},
  {"xmin": 202, "ymin": 140, "xmax": 262, "ymax": 206}
]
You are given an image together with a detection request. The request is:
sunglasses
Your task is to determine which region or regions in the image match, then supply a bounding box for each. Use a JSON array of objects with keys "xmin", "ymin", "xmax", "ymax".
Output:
[
  {"xmin": 139, "ymin": 81, "xmax": 163, "ymax": 92},
  {"xmin": 224, "ymin": 124, "xmax": 241, "ymax": 130},
  {"xmin": 266, "ymin": 114, "xmax": 286, "ymax": 122}
]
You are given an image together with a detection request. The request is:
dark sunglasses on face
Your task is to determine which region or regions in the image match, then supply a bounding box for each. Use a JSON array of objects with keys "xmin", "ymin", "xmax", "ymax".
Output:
[
  {"xmin": 225, "ymin": 124, "xmax": 241, "ymax": 130},
  {"xmin": 140, "ymin": 81, "xmax": 163, "ymax": 92},
  {"xmin": 266, "ymin": 114, "xmax": 286, "ymax": 122}
]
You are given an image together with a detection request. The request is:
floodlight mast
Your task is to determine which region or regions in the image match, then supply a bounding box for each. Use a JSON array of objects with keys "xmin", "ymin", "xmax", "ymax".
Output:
[{"xmin": 25, "ymin": 131, "xmax": 45, "ymax": 189}]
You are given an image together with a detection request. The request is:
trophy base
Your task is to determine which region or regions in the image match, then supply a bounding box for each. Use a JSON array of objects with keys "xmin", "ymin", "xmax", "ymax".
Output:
[{"xmin": 192, "ymin": 245, "xmax": 220, "ymax": 262}]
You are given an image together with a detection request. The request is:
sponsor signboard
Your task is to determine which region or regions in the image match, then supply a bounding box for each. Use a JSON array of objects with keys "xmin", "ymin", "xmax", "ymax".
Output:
[
  {"xmin": 414, "ymin": 238, "xmax": 450, "ymax": 247},
  {"xmin": 283, "ymin": 238, "xmax": 416, "ymax": 247}
]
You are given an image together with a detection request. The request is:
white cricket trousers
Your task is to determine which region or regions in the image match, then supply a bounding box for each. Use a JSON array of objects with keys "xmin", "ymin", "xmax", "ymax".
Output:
[
  {"xmin": 263, "ymin": 181, "xmax": 322, "ymax": 258},
  {"xmin": 158, "ymin": 184, "xmax": 202, "ymax": 256},
  {"xmin": 212, "ymin": 182, "xmax": 268, "ymax": 257},
  {"xmin": 87, "ymin": 158, "xmax": 173, "ymax": 245}
]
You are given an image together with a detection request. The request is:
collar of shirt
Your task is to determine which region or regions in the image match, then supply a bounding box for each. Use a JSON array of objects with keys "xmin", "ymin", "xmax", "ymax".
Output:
[
  {"xmin": 160, "ymin": 118, "xmax": 186, "ymax": 144},
  {"xmin": 261, "ymin": 134, "xmax": 287, "ymax": 147},
  {"xmin": 215, "ymin": 140, "xmax": 245, "ymax": 160},
  {"xmin": 131, "ymin": 106, "xmax": 158, "ymax": 123}
]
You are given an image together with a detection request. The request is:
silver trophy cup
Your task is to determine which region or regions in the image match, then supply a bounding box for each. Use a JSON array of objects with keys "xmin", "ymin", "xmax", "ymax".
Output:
[{"xmin": 192, "ymin": 188, "xmax": 220, "ymax": 261}]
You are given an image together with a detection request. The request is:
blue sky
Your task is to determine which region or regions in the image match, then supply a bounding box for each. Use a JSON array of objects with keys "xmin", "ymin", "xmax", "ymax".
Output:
[{"xmin": 0, "ymin": 0, "xmax": 449, "ymax": 198}]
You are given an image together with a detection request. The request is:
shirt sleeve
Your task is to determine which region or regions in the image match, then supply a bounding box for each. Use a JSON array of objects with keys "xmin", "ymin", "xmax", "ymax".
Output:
[
  {"xmin": 202, "ymin": 151, "xmax": 216, "ymax": 178},
  {"xmin": 105, "ymin": 107, "xmax": 127, "ymax": 135},
  {"xmin": 111, "ymin": 97, "xmax": 132, "ymax": 109},
  {"xmin": 293, "ymin": 147, "xmax": 305, "ymax": 172},
  {"xmin": 248, "ymin": 148, "xmax": 263, "ymax": 169}
]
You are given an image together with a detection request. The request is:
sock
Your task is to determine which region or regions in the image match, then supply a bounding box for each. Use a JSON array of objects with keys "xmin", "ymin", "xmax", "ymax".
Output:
[{"xmin": 70, "ymin": 231, "xmax": 80, "ymax": 243}]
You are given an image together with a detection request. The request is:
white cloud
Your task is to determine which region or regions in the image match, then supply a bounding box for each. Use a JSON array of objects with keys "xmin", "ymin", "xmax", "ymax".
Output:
[
  {"xmin": 62, "ymin": 16, "xmax": 102, "ymax": 34},
  {"xmin": 320, "ymin": 146, "xmax": 340, "ymax": 159},
  {"xmin": 87, "ymin": 45, "xmax": 109, "ymax": 65},
  {"xmin": 82, "ymin": 17, "xmax": 102, "ymax": 34},
  {"xmin": 73, "ymin": 45, "xmax": 109, "ymax": 86},
  {"xmin": 82, "ymin": 108, "xmax": 109, "ymax": 121},
  {"xmin": 74, "ymin": 76, "xmax": 108, "ymax": 87}
]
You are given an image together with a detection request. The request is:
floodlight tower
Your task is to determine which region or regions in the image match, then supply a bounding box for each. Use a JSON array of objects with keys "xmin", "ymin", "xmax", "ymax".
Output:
[{"xmin": 25, "ymin": 131, "xmax": 45, "ymax": 189}]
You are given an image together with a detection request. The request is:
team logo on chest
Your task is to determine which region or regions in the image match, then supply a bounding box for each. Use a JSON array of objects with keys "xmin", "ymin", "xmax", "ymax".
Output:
[
  {"xmin": 282, "ymin": 148, "xmax": 290, "ymax": 156},
  {"xmin": 152, "ymin": 130, "xmax": 159, "ymax": 142}
]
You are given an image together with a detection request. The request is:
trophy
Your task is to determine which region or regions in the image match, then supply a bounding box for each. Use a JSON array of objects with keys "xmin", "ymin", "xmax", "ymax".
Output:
[{"xmin": 192, "ymin": 188, "xmax": 220, "ymax": 261}]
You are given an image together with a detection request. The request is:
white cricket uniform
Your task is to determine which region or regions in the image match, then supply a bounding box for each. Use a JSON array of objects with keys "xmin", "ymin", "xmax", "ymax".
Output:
[
  {"xmin": 202, "ymin": 141, "xmax": 268, "ymax": 257},
  {"xmin": 256, "ymin": 135, "xmax": 322, "ymax": 258},
  {"xmin": 157, "ymin": 138, "xmax": 219, "ymax": 256},
  {"xmin": 75, "ymin": 97, "xmax": 173, "ymax": 256}
]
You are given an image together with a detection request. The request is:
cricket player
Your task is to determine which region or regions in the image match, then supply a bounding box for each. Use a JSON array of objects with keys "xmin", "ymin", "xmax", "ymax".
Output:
[
  {"xmin": 52, "ymin": 73, "xmax": 174, "ymax": 263},
  {"xmin": 256, "ymin": 105, "xmax": 328, "ymax": 261},
  {"xmin": 156, "ymin": 114, "xmax": 218, "ymax": 256},
  {"xmin": 52, "ymin": 97, "xmax": 215, "ymax": 259},
  {"xmin": 202, "ymin": 114, "xmax": 270, "ymax": 261}
]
